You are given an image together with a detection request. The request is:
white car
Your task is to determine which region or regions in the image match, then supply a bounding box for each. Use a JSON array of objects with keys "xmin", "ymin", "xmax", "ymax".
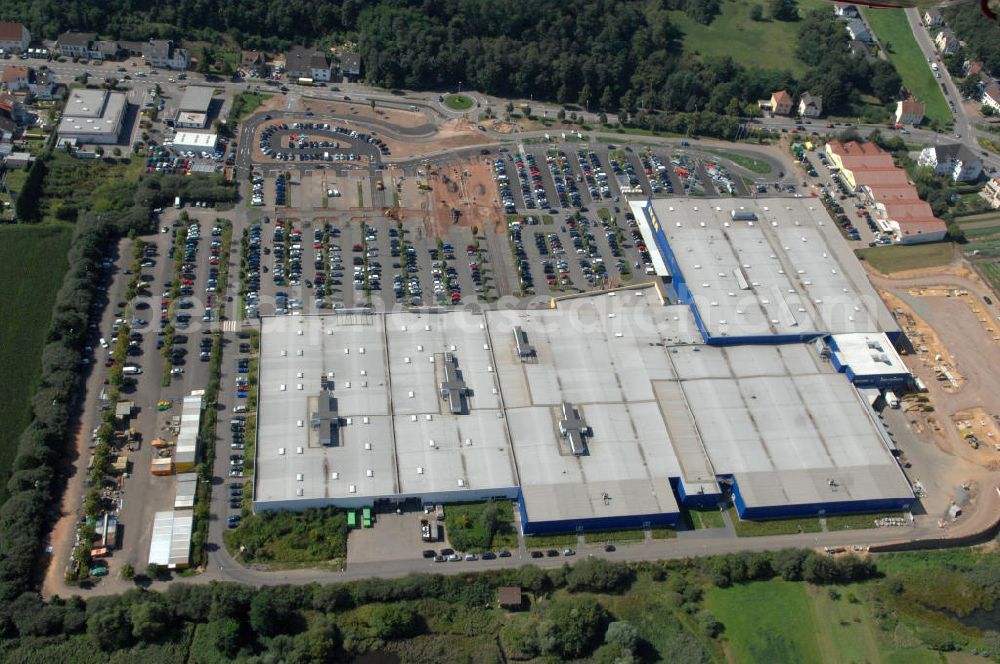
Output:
[{"xmin": 170, "ymin": 367, "xmax": 184, "ymax": 375}]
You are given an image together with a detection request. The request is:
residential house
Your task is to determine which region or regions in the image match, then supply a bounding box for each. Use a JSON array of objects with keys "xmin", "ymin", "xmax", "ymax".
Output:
[
  {"xmin": 923, "ymin": 8, "xmax": 944, "ymax": 28},
  {"xmin": 979, "ymin": 176, "xmax": 1000, "ymax": 209},
  {"xmin": 119, "ymin": 40, "xmax": 146, "ymax": 57},
  {"xmin": 934, "ymin": 29, "xmax": 959, "ymax": 55},
  {"xmin": 57, "ymin": 32, "xmax": 96, "ymax": 59},
  {"xmin": 895, "ymin": 97, "xmax": 925, "ymax": 126},
  {"xmin": 918, "ymin": 144, "xmax": 983, "ymax": 182},
  {"xmin": 0, "ymin": 22, "xmax": 29, "ymax": 53},
  {"xmin": 143, "ymin": 40, "xmax": 189, "ymax": 70},
  {"xmin": 241, "ymin": 50, "xmax": 270, "ymax": 77},
  {"xmin": 0, "ymin": 93, "xmax": 27, "ymax": 125},
  {"xmin": 965, "ymin": 60, "xmax": 984, "ymax": 77},
  {"xmin": 848, "ymin": 39, "xmax": 875, "ymax": 62},
  {"xmin": 92, "ymin": 40, "xmax": 122, "ymax": 61},
  {"xmin": 798, "ymin": 92, "xmax": 823, "ymax": 118},
  {"xmin": 284, "ymin": 46, "xmax": 332, "ymax": 81},
  {"xmin": 764, "ymin": 89, "xmax": 793, "ymax": 115},
  {"xmin": 338, "ymin": 51, "xmax": 361, "ymax": 81},
  {"xmin": 846, "ymin": 19, "xmax": 872, "ymax": 44},
  {"xmin": 1, "ymin": 65, "xmax": 30, "ymax": 92},
  {"xmin": 983, "ymin": 83, "xmax": 1000, "ymax": 113},
  {"xmin": 28, "ymin": 69, "xmax": 64, "ymax": 101},
  {"xmin": 834, "ymin": 4, "xmax": 860, "ymax": 19}
]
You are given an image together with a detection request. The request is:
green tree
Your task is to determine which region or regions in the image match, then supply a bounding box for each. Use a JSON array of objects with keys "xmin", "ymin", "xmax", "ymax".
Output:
[
  {"xmin": 130, "ymin": 600, "xmax": 169, "ymax": 642},
  {"xmin": 541, "ymin": 596, "xmax": 610, "ymax": 659},
  {"xmin": 960, "ymin": 75, "xmax": 983, "ymax": 100},
  {"xmin": 208, "ymin": 617, "xmax": 241, "ymax": 658},
  {"xmin": 750, "ymin": 5, "xmax": 764, "ymax": 21},
  {"xmin": 566, "ymin": 558, "xmax": 634, "ymax": 594},
  {"xmin": 87, "ymin": 606, "xmax": 132, "ymax": 651},
  {"xmin": 770, "ymin": 0, "xmax": 799, "ymax": 21},
  {"xmin": 368, "ymin": 603, "xmax": 420, "ymax": 640},
  {"xmin": 605, "ymin": 620, "xmax": 640, "ymax": 653}
]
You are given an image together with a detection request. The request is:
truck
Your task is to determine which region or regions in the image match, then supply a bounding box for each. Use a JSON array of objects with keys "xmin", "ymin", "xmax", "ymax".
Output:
[
  {"xmin": 420, "ymin": 518, "xmax": 436, "ymax": 542},
  {"xmin": 174, "ymin": 196, "xmax": 182, "ymax": 209},
  {"xmin": 435, "ymin": 504, "xmax": 445, "ymax": 521},
  {"xmin": 885, "ymin": 390, "xmax": 900, "ymax": 409}
]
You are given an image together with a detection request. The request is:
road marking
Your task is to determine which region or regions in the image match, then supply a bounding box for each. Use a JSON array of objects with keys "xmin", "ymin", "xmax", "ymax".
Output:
[{"xmin": 221, "ymin": 320, "xmax": 241, "ymax": 332}]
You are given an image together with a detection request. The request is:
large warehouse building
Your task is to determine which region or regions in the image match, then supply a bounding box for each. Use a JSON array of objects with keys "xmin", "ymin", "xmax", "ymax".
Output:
[{"xmin": 253, "ymin": 209, "xmax": 915, "ymax": 534}]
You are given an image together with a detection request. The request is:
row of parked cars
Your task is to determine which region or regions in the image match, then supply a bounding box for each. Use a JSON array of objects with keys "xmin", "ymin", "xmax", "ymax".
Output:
[
  {"xmin": 258, "ymin": 120, "xmax": 390, "ymax": 161},
  {"xmin": 244, "ymin": 223, "xmax": 261, "ymax": 318},
  {"xmin": 250, "ymin": 173, "xmax": 265, "ymax": 206}
]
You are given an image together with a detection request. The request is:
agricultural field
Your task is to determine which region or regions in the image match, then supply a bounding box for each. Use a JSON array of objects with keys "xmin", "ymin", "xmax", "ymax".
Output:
[
  {"xmin": 856, "ymin": 242, "xmax": 955, "ymax": 274},
  {"xmin": 0, "ymin": 223, "xmax": 72, "ymax": 497},
  {"xmin": 862, "ymin": 8, "xmax": 951, "ymax": 126},
  {"xmin": 668, "ymin": 0, "xmax": 830, "ymax": 75}
]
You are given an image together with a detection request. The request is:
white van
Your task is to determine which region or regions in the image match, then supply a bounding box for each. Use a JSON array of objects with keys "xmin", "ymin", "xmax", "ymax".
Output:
[
  {"xmin": 99, "ymin": 337, "xmax": 109, "ymax": 349},
  {"xmin": 122, "ymin": 365, "xmax": 142, "ymax": 375},
  {"xmin": 233, "ymin": 405, "xmax": 248, "ymax": 413}
]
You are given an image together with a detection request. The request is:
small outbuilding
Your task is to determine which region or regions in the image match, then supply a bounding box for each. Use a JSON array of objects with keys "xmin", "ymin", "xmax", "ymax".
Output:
[{"xmin": 498, "ymin": 586, "xmax": 524, "ymax": 610}]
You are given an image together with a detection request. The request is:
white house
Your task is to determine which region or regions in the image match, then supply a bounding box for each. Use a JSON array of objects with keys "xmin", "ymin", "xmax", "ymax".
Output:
[
  {"xmin": 934, "ymin": 29, "xmax": 959, "ymax": 55},
  {"xmin": 918, "ymin": 144, "xmax": 983, "ymax": 183},
  {"xmin": 895, "ymin": 97, "xmax": 925, "ymax": 126},
  {"xmin": 143, "ymin": 40, "xmax": 189, "ymax": 70},
  {"xmin": 923, "ymin": 8, "xmax": 944, "ymax": 28},
  {"xmin": 285, "ymin": 46, "xmax": 332, "ymax": 82},
  {"xmin": 798, "ymin": 92, "xmax": 823, "ymax": 118},
  {"xmin": 983, "ymin": 84, "xmax": 1000, "ymax": 114}
]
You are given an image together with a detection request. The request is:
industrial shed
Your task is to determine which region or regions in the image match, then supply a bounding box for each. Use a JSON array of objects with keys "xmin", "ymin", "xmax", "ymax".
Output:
[{"xmin": 147, "ymin": 510, "xmax": 193, "ymax": 568}]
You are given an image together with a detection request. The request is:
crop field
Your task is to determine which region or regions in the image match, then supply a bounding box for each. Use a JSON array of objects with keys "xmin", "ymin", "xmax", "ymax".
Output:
[
  {"xmin": 862, "ymin": 8, "xmax": 951, "ymax": 126},
  {"xmin": 856, "ymin": 242, "xmax": 954, "ymax": 274},
  {"xmin": 0, "ymin": 224, "xmax": 72, "ymax": 494}
]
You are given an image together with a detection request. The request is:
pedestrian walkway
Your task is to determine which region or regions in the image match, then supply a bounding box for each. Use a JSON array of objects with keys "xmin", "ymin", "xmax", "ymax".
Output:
[{"xmin": 221, "ymin": 320, "xmax": 241, "ymax": 332}]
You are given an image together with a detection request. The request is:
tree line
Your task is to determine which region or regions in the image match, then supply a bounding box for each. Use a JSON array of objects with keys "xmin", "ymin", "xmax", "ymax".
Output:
[
  {"xmin": 0, "ymin": 161, "xmax": 235, "ymax": 603},
  {"xmin": 0, "ymin": 1, "xmax": 904, "ymax": 133},
  {"xmin": 0, "ymin": 550, "xmax": 878, "ymax": 661}
]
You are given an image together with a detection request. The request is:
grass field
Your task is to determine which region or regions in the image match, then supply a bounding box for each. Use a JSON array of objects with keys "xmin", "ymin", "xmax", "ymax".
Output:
[
  {"xmin": 683, "ymin": 507, "xmax": 727, "ymax": 530},
  {"xmin": 862, "ymin": 9, "xmax": 951, "ymax": 126},
  {"xmin": 443, "ymin": 94, "xmax": 473, "ymax": 111},
  {"xmin": 708, "ymin": 580, "xmax": 823, "ymax": 663},
  {"xmin": 706, "ymin": 149, "xmax": 772, "ymax": 174},
  {"xmin": 856, "ymin": 242, "xmax": 954, "ymax": 274},
  {"xmin": 669, "ymin": 0, "xmax": 829, "ymax": 76},
  {"xmin": 728, "ymin": 507, "xmax": 822, "ymax": 537},
  {"xmin": 0, "ymin": 224, "xmax": 73, "ymax": 493},
  {"xmin": 523, "ymin": 533, "xmax": 577, "ymax": 549},
  {"xmin": 824, "ymin": 510, "xmax": 907, "ymax": 531},
  {"xmin": 228, "ymin": 92, "xmax": 270, "ymax": 121},
  {"xmin": 582, "ymin": 528, "xmax": 646, "ymax": 543}
]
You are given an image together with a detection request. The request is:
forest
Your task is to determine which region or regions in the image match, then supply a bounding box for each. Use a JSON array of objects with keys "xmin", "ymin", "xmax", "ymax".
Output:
[{"xmin": 0, "ymin": 1, "xmax": 902, "ymax": 129}]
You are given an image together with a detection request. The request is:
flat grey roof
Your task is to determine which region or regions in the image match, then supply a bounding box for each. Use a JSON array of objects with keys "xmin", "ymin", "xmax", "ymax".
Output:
[
  {"xmin": 179, "ymin": 86, "xmax": 214, "ymax": 113},
  {"xmin": 254, "ymin": 292, "xmax": 910, "ymax": 518},
  {"xmin": 630, "ymin": 197, "xmax": 900, "ymax": 340},
  {"xmin": 58, "ymin": 89, "xmax": 126, "ymax": 136}
]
